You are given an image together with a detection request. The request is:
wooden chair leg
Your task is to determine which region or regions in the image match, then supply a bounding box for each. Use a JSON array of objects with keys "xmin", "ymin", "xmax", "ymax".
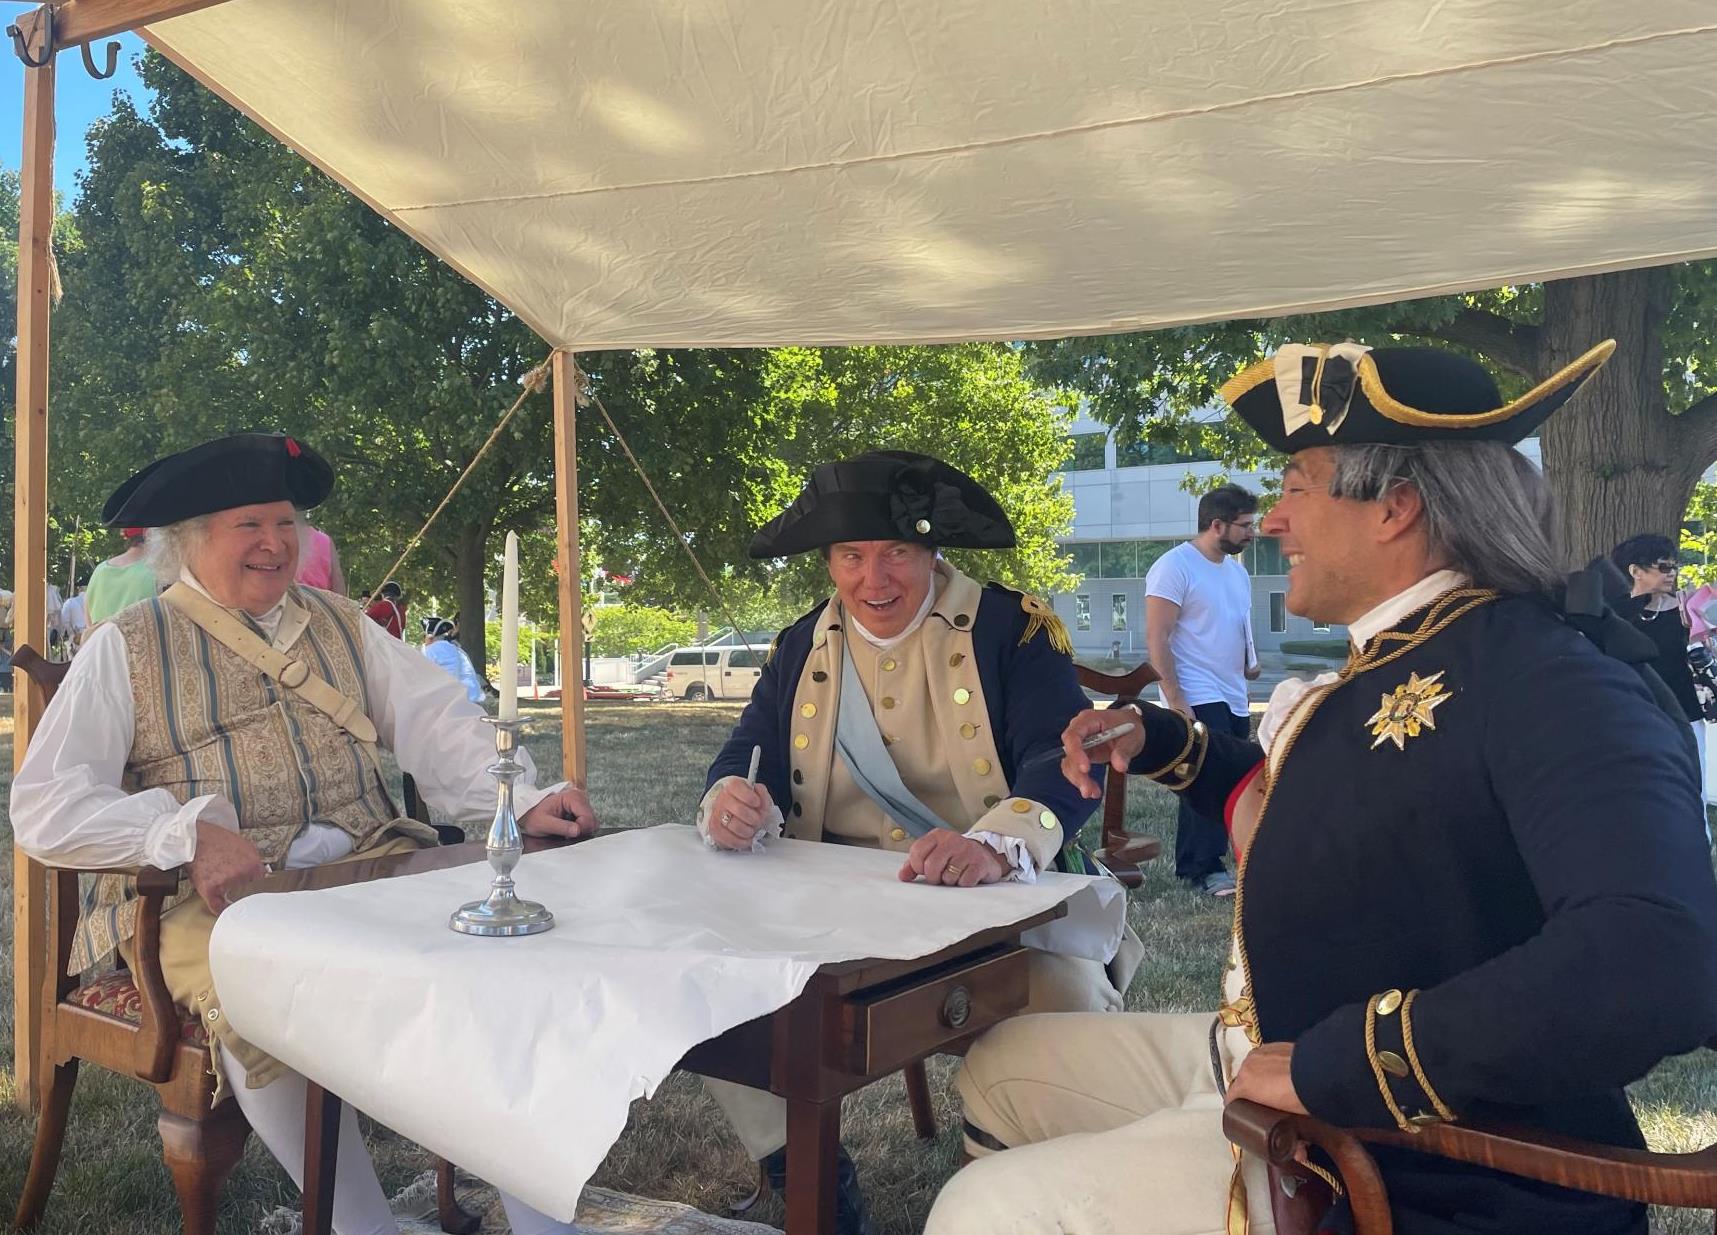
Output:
[
  {"xmin": 158, "ymin": 1101, "xmax": 250, "ymax": 1235},
  {"xmin": 435, "ymin": 1157, "xmax": 481, "ymax": 1235},
  {"xmin": 12, "ymin": 1060, "xmax": 79, "ymax": 1231},
  {"xmin": 904, "ymin": 1060, "xmax": 937, "ymax": 1140}
]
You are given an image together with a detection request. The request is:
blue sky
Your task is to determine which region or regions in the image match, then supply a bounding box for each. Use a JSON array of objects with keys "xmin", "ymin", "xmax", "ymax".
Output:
[{"xmin": 0, "ymin": 4, "xmax": 148, "ymax": 201}]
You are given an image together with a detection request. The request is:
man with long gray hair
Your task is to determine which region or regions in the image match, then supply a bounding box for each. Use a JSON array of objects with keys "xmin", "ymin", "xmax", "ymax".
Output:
[{"xmin": 927, "ymin": 341, "xmax": 1717, "ymax": 1235}]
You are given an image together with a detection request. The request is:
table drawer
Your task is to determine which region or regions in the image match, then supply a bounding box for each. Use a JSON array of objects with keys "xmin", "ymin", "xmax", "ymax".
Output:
[{"xmin": 839, "ymin": 946, "xmax": 1030, "ymax": 1076}]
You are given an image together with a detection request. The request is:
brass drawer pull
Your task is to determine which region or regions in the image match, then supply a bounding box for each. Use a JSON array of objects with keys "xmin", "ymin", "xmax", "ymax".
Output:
[{"xmin": 941, "ymin": 986, "xmax": 972, "ymax": 1030}]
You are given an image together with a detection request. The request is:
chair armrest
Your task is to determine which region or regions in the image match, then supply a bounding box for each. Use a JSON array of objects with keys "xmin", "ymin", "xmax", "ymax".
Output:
[
  {"xmin": 1353, "ymin": 1119, "xmax": 1717, "ymax": 1209},
  {"xmin": 1223, "ymin": 1099, "xmax": 1395, "ymax": 1234},
  {"xmin": 124, "ymin": 864, "xmax": 190, "ymax": 1083}
]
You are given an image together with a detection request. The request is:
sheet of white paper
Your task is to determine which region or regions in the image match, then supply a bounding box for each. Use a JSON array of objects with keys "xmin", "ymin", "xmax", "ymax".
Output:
[{"xmin": 209, "ymin": 825, "xmax": 1124, "ymax": 1219}]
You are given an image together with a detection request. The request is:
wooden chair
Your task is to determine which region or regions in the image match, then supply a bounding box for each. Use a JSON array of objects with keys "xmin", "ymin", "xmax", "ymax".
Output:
[
  {"xmin": 10, "ymin": 645, "xmax": 478, "ymax": 1234},
  {"xmin": 1073, "ymin": 660, "xmax": 1165, "ymax": 888},
  {"xmin": 893, "ymin": 661, "xmax": 1165, "ymax": 1142},
  {"xmin": 1224, "ymin": 1094, "xmax": 1717, "ymax": 1235}
]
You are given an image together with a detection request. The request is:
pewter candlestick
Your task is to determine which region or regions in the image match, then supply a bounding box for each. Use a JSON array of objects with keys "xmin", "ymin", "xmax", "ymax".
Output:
[{"xmin": 450, "ymin": 717, "xmax": 555, "ymax": 937}]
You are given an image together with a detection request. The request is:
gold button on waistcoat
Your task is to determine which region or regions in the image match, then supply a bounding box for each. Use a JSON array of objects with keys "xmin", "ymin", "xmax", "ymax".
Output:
[
  {"xmin": 800, "ymin": 702, "xmax": 817, "ymax": 719},
  {"xmin": 812, "ymin": 669, "xmax": 828, "ymax": 682},
  {"xmin": 793, "ymin": 734, "xmax": 809, "ymax": 750},
  {"xmin": 983, "ymin": 794, "xmax": 1000, "ymax": 808},
  {"xmin": 881, "ymin": 658, "xmax": 897, "ymax": 672},
  {"xmin": 949, "ymin": 653, "xmax": 965, "ymax": 667},
  {"xmin": 960, "ymin": 723, "xmax": 977, "ymax": 739},
  {"xmin": 1377, "ymin": 1051, "xmax": 1410, "ymax": 1078},
  {"xmin": 973, "ymin": 758, "xmax": 992, "ymax": 776},
  {"xmin": 1376, "ymin": 989, "xmax": 1404, "ymax": 1016},
  {"xmin": 954, "ymin": 614, "xmax": 970, "ymax": 628},
  {"xmin": 890, "ymin": 827, "xmax": 908, "ymax": 842},
  {"xmin": 882, "ymin": 696, "xmax": 897, "ymax": 709},
  {"xmin": 1011, "ymin": 799, "xmax": 1032, "ymax": 814},
  {"xmin": 953, "ymin": 688, "xmax": 971, "ymax": 705}
]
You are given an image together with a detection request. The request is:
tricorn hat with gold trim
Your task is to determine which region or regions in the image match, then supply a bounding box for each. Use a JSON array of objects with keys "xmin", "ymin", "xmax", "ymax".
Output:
[
  {"xmin": 1219, "ymin": 340, "xmax": 1615, "ymax": 454},
  {"xmin": 749, "ymin": 450, "xmax": 1016, "ymax": 558}
]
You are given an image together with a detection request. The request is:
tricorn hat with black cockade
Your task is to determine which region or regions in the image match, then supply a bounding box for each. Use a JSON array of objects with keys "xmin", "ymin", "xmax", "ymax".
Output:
[
  {"xmin": 1219, "ymin": 340, "xmax": 1615, "ymax": 453},
  {"xmin": 103, "ymin": 432, "xmax": 335, "ymax": 528},
  {"xmin": 748, "ymin": 450, "xmax": 1016, "ymax": 558}
]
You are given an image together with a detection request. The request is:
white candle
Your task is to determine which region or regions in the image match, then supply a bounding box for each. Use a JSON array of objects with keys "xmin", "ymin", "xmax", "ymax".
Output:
[{"xmin": 498, "ymin": 531, "xmax": 520, "ymax": 721}]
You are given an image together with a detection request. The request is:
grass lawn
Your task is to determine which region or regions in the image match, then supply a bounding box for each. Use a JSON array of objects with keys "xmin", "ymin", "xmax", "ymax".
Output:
[{"xmin": 0, "ymin": 696, "xmax": 1713, "ymax": 1232}]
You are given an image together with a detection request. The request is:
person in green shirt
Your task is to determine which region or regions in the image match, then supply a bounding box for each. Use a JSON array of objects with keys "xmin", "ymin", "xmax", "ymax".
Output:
[{"xmin": 84, "ymin": 527, "xmax": 160, "ymax": 624}]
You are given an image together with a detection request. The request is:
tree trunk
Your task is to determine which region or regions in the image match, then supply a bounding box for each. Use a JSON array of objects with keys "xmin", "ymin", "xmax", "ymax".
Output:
[
  {"xmin": 452, "ymin": 520, "xmax": 492, "ymax": 679},
  {"xmin": 1536, "ymin": 268, "xmax": 1695, "ymax": 569}
]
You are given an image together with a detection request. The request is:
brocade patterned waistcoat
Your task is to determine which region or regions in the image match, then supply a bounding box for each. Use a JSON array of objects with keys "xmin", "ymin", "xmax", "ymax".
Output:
[{"xmin": 69, "ymin": 587, "xmax": 404, "ymax": 973}]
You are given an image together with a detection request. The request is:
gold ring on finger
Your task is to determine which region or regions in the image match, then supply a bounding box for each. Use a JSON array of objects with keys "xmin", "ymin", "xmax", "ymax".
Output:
[{"xmin": 946, "ymin": 864, "xmax": 964, "ymax": 879}]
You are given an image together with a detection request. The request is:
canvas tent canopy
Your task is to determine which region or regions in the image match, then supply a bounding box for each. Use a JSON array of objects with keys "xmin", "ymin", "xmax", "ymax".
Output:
[{"xmin": 136, "ymin": 1, "xmax": 1717, "ymax": 350}]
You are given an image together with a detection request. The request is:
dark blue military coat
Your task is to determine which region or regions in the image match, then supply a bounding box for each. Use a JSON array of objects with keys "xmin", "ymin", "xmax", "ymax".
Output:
[
  {"xmin": 1132, "ymin": 587, "xmax": 1717, "ymax": 1235},
  {"xmin": 708, "ymin": 581, "xmax": 1100, "ymax": 856}
]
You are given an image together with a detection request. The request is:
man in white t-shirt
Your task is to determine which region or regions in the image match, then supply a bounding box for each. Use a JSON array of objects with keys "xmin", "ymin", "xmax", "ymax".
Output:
[{"xmin": 1144, "ymin": 483, "xmax": 1258, "ymax": 895}]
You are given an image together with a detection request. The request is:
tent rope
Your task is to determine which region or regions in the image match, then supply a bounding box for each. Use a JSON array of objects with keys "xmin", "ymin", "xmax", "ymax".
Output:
[
  {"xmin": 371, "ymin": 357, "xmax": 553, "ymax": 596},
  {"xmin": 567, "ymin": 354, "xmax": 761, "ymax": 661}
]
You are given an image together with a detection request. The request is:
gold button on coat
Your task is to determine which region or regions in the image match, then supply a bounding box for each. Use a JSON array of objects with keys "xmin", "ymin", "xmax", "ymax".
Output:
[
  {"xmin": 973, "ymin": 758, "xmax": 992, "ymax": 776},
  {"xmin": 890, "ymin": 827, "xmax": 907, "ymax": 842},
  {"xmin": 949, "ymin": 653, "xmax": 965, "ymax": 667},
  {"xmin": 1376, "ymin": 989, "xmax": 1404, "ymax": 1016},
  {"xmin": 960, "ymin": 723, "xmax": 977, "ymax": 739},
  {"xmin": 800, "ymin": 702, "xmax": 817, "ymax": 719},
  {"xmin": 1377, "ymin": 1050, "xmax": 1410, "ymax": 1078},
  {"xmin": 881, "ymin": 658, "xmax": 897, "ymax": 672},
  {"xmin": 1011, "ymin": 799, "xmax": 1032, "ymax": 814},
  {"xmin": 793, "ymin": 734, "xmax": 809, "ymax": 750},
  {"xmin": 882, "ymin": 696, "xmax": 897, "ymax": 709},
  {"xmin": 953, "ymin": 688, "xmax": 971, "ymax": 705},
  {"xmin": 1039, "ymin": 810, "xmax": 1057, "ymax": 830}
]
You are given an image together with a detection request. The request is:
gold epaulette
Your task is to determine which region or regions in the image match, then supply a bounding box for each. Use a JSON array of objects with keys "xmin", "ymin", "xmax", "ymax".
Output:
[{"xmin": 1018, "ymin": 592, "xmax": 1072, "ymax": 655}]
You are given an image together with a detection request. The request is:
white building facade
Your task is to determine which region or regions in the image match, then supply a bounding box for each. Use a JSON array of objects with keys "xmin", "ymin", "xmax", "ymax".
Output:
[{"xmin": 1048, "ymin": 412, "xmax": 1547, "ymax": 659}]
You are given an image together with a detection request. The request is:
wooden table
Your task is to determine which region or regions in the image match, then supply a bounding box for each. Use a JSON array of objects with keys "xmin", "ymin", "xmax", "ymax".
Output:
[{"xmin": 235, "ymin": 832, "xmax": 1063, "ymax": 1235}]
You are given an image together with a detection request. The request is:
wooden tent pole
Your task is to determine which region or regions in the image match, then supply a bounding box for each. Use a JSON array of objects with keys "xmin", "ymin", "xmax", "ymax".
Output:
[
  {"xmin": 12, "ymin": 46, "xmax": 56, "ymax": 1112},
  {"xmin": 551, "ymin": 352, "xmax": 587, "ymax": 787}
]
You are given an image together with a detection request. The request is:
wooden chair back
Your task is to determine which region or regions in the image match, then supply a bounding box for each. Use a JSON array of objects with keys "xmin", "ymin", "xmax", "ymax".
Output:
[{"xmin": 1072, "ymin": 660, "xmax": 1163, "ymax": 886}]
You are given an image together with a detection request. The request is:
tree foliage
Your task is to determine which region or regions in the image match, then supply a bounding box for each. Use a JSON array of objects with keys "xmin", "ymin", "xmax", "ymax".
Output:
[
  {"xmin": 1027, "ymin": 269, "xmax": 1717, "ymax": 566},
  {"xmin": 587, "ymin": 604, "xmax": 697, "ymax": 658}
]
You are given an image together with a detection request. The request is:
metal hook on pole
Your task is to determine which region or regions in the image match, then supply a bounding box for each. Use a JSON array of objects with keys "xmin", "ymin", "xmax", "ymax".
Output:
[
  {"xmin": 81, "ymin": 40, "xmax": 120, "ymax": 80},
  {"xmin": 7, "ymin": 6, "xmax": 54, "ymax": 69}
]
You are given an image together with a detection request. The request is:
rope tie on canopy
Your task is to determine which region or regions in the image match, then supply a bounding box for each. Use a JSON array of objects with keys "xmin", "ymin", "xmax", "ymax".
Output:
[
  {"xmin": 569, "ymin": 353, "xmax": 762, "ymax": 664},
  {"xmin": 370, "ymin": 356, "xmax": 552, "ymax": 596}
]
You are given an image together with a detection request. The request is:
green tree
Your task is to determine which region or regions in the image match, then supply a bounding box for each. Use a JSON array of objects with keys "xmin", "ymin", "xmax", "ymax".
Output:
[
  {"xmin": 587, "ymin": 605, "xmax": 696, "ymax": 657},
  {"xmin": 1028, "ymin": 268, "xmax": 1717, "ymax": 568}
]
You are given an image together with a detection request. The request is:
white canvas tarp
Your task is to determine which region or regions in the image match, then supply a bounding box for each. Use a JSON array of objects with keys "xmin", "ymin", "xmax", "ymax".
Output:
[{"xmin": 145, "ymin": 1, "xmax": 1717, "ymax": 349}]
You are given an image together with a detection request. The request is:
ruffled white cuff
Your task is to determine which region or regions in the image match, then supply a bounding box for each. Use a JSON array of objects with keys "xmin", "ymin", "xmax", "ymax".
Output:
[{"xmin": 965, "ymin": 829, "xmax": 1038, "ymax": 884}]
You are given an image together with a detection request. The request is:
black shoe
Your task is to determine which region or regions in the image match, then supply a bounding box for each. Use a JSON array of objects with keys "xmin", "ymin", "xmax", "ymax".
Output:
[{"xmin": 759, "ymin": 1143, "xmax": 878, "ymax": 1235}]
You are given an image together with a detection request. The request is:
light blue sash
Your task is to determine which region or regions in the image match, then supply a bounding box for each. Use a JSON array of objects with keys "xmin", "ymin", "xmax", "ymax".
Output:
[{"xmin": 834, "ymin": 640, "xmax": 955, "ymax": 839}]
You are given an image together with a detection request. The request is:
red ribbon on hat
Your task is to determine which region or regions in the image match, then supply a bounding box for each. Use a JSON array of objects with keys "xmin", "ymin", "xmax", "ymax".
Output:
[{"xmin": 285, "ymin": 437, "xmax": 302, "ymax": 457}]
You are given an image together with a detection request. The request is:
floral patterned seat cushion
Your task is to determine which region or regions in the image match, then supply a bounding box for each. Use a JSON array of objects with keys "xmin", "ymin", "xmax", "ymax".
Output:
[{"xmin": 63, "ymin": 971, "xmax": 209, "ymax": 1045}]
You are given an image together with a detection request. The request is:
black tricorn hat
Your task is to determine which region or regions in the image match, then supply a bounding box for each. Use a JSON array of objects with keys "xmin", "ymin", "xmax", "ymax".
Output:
[
  {"xmin": 103, "ymin": 432, "xmax": 335, "ymax": 527},
  {"xmin": 1219, "ymin": 340, "xmax": 1615, "ymax": 454},
  {"xmin": 748, "ymin": 450, "xmax": 1016, "ymax": 558}
]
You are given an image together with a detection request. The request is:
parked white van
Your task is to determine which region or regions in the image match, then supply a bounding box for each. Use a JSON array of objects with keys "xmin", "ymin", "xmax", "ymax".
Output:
[{"xmin": 663, "ymin": 645, "xmax": 766, "ymax": 700}]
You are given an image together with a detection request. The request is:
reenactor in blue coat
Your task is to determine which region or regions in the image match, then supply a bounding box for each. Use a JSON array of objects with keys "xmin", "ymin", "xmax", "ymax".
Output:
[
  {"xmin": 927, "ymin": 341, "xmax": 1717, "ymax": 1235},
  {"xmin": 700, "ymin": 450, "xmax": 1140, "ymax": 1235}
]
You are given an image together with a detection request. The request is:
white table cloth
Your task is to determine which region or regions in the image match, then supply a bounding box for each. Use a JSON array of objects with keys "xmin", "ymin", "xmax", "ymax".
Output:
[{"xmin": 209, "ymin": 825, "xmax": 1125, "ymax": 1220}]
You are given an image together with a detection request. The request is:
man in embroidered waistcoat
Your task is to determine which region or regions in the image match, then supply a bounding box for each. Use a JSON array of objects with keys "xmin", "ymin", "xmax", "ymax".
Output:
[
  {"xmin": 697, "ymin": 450, "xmax": 1139, "ymax": 1234},
  {"xmin": 926, "ymin": 342, "xmax": 1717, "ymax": 1235},
  {"xmin": 12, "ymin": 432, "xmax": 598, "ymax": 1235}
]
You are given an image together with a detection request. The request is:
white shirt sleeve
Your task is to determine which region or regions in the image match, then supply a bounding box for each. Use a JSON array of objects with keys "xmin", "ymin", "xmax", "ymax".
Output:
[
  {"xmin": 1144, "ymin": 548, "xmax": 1188, "ymax": 604},
  {"xmin": 9, "ymin": 623, "xmax": 225, "ymax": 870},
  {"xmin": 360, "ymin": 620, "xmax": 561, "ymax": 823}
]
